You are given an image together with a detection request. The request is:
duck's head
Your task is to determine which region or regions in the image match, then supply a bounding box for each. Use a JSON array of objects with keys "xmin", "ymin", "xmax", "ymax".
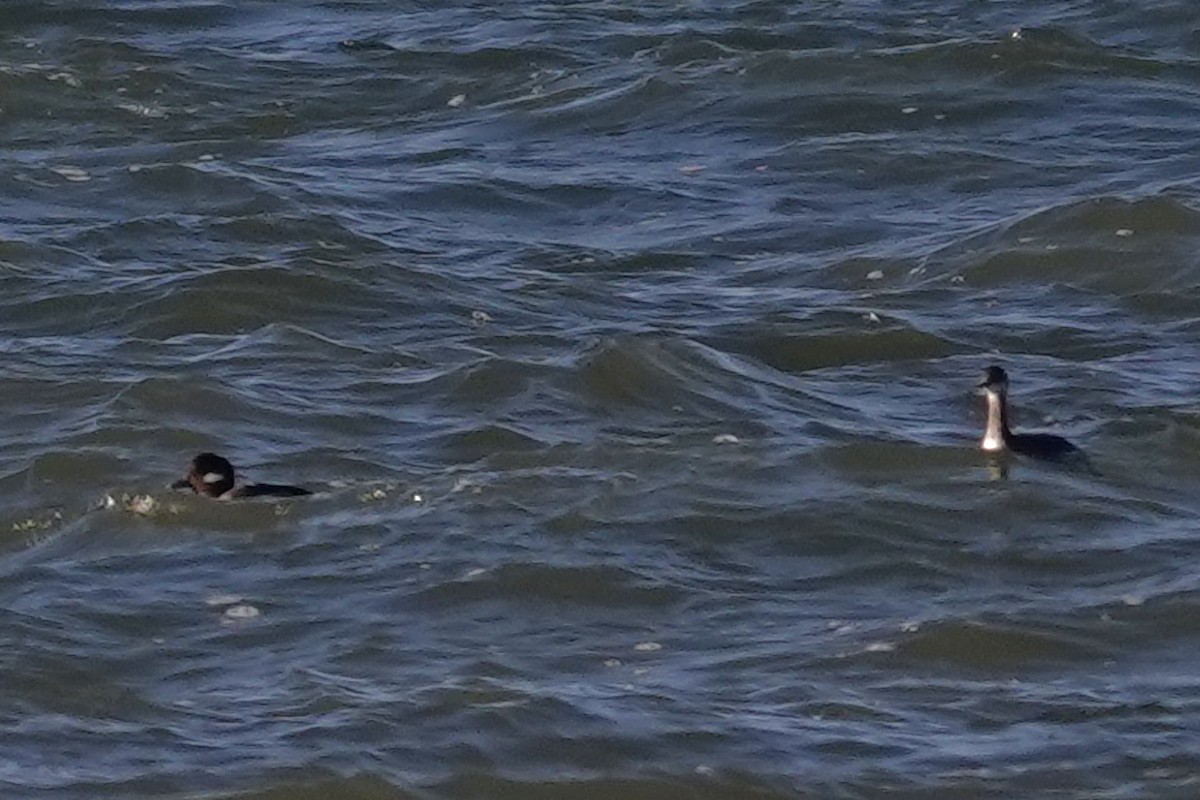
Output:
[
  {"xmin": 171, "ymin": 452, "xmax": 235, "ymax": 497},
  {"xmin": 977, "ymin": 365, "xmax": 1008, "ymax": 396}
]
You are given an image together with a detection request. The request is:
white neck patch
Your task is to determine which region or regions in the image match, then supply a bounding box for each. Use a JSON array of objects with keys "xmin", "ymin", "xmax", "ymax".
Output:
[
  {"xmin": 202, "ymin": 472, "xmax": 226, "ymax": 484},
  {"xmin": 981, "ymin": 391, "xmax": 1007, "ymax": 452}
]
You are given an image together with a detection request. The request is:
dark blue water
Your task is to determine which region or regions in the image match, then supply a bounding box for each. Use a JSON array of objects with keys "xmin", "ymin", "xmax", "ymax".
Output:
[{"xmin": 4, "ymin": 2, "xmax": 1200, "ymax": 798}]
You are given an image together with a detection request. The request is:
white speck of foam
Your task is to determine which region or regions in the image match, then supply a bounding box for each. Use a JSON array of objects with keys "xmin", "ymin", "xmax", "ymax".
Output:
[
  {"xmin": 1115, "ymin": 228, "xmax": 1133, "ymax": 237},
  {"xmin": 447, "ymin": 93, "xmax": 466, "ymax": 108},
  {"xmin": 206, "ymin": 594, "xmax": 243, "ymax": 607},
  {"xmin": 128, "ymin": 495, "xmax": 159, "ymax": 515},
  {"xmin": 48, "ymin": 72, "xmax": 81, "ymax": 88},
  {"xmin": 223, "ymin": 604, "xmax": 260, "ymax": 621},
  {"xmin": 901, "ymin": 106, "xmax": 918, "ymax": 114},
  {"xmin": 634, "ymin": 641, "xmax": 662, "ymax": 652},
  {"xmin": 50, "ymin": 165, "xmax": 90, "ymax": 182},
  {"xmin": 117, "ymin": 102, "xmax": 167, "ymax": 118},
  {"xmin": 866, "ymin": 269, "xmax": 884, "ymax": 280},
  {"xmin": 713, "ymin": 434, "xmax": 740, "ymax": 444},
  {"xmin": 865, "ymin": 642, "xmax": 895, "ymax": 653}
]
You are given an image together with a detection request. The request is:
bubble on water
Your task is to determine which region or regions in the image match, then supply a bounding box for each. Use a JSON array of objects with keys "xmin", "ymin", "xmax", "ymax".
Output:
[
  {"xmin": 695, "ymin": 765, "xmax": 715, "ymax": 777},
  {"xmin": 634, "ymin": 641, "xmax": 662, "ymax": 652},
  {"xmin": 412, "ymin": 493, "xmax": 424, "ymax": 503},
  {"xmin": 1115, "ymin": 228, "xmax": 1133, "ymax": 237},
  {"xmin": 712, "ymin": 434, "xmax": 739, "ymax": 444},
  {"xmin": 934, "ymin": 113, "xmax": 946, "ymax": 121},
  {"xmin": 901, "ymin": 106, "xmax": 918, "ymax": 114},
  {"xmin": 866, "ymin": 269, "xmax": 884, "ymax": 280},
  {"xmin": 447, "ymin": 93, "xmax": 466, "ymax": 108},
  {"xmin": 206, "ymin": 594, "xmax": 243, "ymax": 607},
  {"xmin": 864, "ymin": 641, "xmax": 895, "ymax": 653},
  {"xmin": 471, "ymin": 310, "xmax": 493, "ymax": 324},
  {"xmin": 1121, "ymin": 595, "xmax": 1144, "ymax": 606},
  {"xmin": 604, "ymin": 658, "xmax": 622, "ymax": 668}
]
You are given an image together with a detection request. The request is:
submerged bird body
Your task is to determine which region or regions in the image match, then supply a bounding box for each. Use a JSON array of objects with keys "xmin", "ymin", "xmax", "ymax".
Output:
[
  {"xmin": 171, "ymin": 452, "xmax": 311, "ymax": 499},
  {"xmin": 978, "ymin": 366, "xmax": 1081, "ymax": 462}
]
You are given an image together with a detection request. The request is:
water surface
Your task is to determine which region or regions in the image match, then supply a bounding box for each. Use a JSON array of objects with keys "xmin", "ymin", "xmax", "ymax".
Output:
[{"xmin": 4, "ymin": 1, "xmax": 1200, "ymax": 798}]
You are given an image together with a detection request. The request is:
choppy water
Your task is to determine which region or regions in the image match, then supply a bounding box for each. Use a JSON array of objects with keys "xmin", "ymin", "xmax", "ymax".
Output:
[{"xmin": 4, "ymin": 1, "xmax": 1200, "ymax": 798}]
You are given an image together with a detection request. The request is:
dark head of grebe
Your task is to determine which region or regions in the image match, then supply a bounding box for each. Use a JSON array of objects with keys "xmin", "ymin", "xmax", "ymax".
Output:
[
  {"xmin": 170, "ymin": 452, "xmax": 311, "ymax": 499},
  {"xmin": 977, "ymin": 365, "xmax": 1080, "ymax": 461}
]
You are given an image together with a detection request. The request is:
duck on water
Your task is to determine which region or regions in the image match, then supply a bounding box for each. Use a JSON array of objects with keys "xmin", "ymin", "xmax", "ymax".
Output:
[
  {"xmin": 171, "ymin": 453, "xmax": 311, "ymax": 499},
  {"xmin": 978, "ymin": 365, "xmax": 1085, "ymax": 463}
]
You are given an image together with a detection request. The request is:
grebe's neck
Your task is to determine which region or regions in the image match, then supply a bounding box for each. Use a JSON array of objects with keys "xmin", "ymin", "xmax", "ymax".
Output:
[{"xmin": 981, "ymin": 389, "xmax": 1011, "ymax": 451}]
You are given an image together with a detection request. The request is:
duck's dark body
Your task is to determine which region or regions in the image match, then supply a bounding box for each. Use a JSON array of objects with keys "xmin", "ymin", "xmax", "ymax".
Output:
[{"xmin": 1006, "ymin": 431, "xmax": 1079, "ymax": 461}]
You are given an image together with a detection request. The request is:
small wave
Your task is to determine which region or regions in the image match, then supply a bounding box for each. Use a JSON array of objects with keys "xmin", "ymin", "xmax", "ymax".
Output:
[
  {"xmin": 894, "ymin": 618, "xmax": 1107, "ymax": 668},
  {"xmin": 413, "ymin": 562, "xmax": 685, "ymax": 610}
]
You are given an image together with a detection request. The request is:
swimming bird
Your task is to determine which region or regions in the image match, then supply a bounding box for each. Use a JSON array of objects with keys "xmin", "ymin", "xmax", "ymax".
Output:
[
  {"xmin": 171, "ymin": 452, "xmax": 311, "ymax": 499},
  {"xmin": 977, "ymin": 365, "xmax": 1082, "ymax": 461}
]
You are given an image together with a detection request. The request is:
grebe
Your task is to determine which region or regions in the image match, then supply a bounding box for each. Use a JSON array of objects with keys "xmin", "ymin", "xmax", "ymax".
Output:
[
  {"xmin": 978, "ymin": 366, "xmax": 1081, "ymax": 461},
  {"xmin": 170, "ymin": 452, "xmax": 311, "ymax": 499}
]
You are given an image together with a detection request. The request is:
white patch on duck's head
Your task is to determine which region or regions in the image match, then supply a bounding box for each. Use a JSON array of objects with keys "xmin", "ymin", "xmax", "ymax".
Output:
[{"xmin": 203, "ymin": 472, "xmax": 226, "ymax": 484}]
